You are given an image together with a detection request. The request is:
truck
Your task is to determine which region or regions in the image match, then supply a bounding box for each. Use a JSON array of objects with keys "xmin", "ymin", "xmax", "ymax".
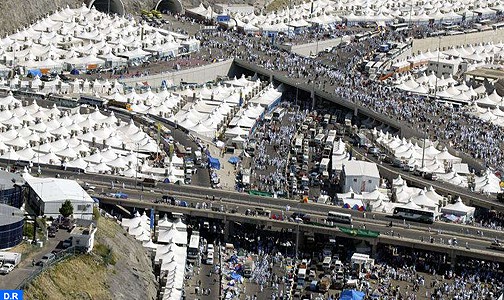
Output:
[
  {"xmin": 322, "ymin": 256, "xmax": 332, "ymax": 272},
  {"xmin": 0, "ymin": 252, "xmax": 21, "ymax": 267},
  {"xmin": 194, "ymin": 150, "xmax": 202, "ymax": 165},
  {"xmin": 320, "ymin": 158, "xmax": 330, "ymax": 173},
  {"xmin": 243, "ymin": 258, "xmax": 255, "ymax": 278}
]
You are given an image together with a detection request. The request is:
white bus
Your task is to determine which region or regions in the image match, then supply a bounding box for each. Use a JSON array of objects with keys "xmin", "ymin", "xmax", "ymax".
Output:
[
  {"xmin": 390, "ymin": 23, "xmax": 409, "ymax": 32},
  {"xmin": 327, "ymin": 211, "xmax": 352, "ymax": 224},
  {"xmin": 492, "ymin": 22, "xmax": 504, "ymax": 30},
  {"xmin": 187, "ymin": 233, "xmax": 200, "ymax": 260},
  {"xmin": 392, "ymin": 206, "xmax": 435, "ymax": 224}
]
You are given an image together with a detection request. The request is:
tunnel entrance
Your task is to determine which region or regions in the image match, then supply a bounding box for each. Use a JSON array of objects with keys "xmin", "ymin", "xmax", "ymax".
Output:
[
  {"xmin": 155, "ymin": 0, "xmax": 184, "ymax": 14},
  {"xmin": 89, "ymin": 0, "xmax": 125, "ymax": 16}
]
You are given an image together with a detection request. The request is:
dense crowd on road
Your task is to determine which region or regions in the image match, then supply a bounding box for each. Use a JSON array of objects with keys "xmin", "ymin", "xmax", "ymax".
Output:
[{"xmin": 197, "ymin": 27, "xmax": 504, "ymax": 172}]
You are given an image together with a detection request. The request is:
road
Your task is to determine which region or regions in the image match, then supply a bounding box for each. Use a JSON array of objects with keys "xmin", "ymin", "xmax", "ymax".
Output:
[
  {"xmin": 91, "ymin": 183, "xmax": 503, "ymax": 243},
  {"xmin": 16, "ymin": 163, "xmax": 502, "ymax": 245},
  {"xmin": 95, "ymin": 195, "xmax": 504, "ymax": 264}
]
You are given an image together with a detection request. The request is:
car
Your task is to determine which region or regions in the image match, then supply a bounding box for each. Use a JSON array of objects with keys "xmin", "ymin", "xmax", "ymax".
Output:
[
  {"xmin": 48, "ymin": 226, "xmax": 57, "ymax": 238},
  {"xmin": 0, "ymin": 263, "xmax": 15, "ymax": 275},
  {"xmin": 82, "ymin": 183, "xmax": 96, "ymax": 191},
  {"xmin": 489, "ymin": 240, "xmax": 504, "ymax": 251},
  {"xmin": 423, "ymin": 172, "xmax": 438, "ymax": 181},
  {"xmin": 40, "ymin": 74, "xmax": 56, "ymax": 82},
  {"xmin": 58, "ymin": 74, "xmax": 71, "ymax": 82},
  {"xmin": 38, "ymin": 253, "xmax": 56, "ymax": 266},
  {"xmin": 62, "ymin": 237, "xmax": 73, "ymax": 249},
  {"xmin": 368, "ymin": 147, "xmax": 380, "ymax": 155},
  {"xmin": 291, "ymin": 212, "xmax": 311, "ymax": 223},
  {"xmin": 60, "ymin": 218, "xmax": 74, "ymax": 230}
]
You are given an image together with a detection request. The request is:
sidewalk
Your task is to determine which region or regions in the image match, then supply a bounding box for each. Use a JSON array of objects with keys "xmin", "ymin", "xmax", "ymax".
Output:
[{"xmin": 0, "ymin": 229, "xmax": 71, "ymax": 289}]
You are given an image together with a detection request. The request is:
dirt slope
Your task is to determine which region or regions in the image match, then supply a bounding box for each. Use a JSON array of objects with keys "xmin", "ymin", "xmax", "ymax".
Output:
[{"xmin": 24, "ymin": 217, "xmax": 158, "ymax": 300}]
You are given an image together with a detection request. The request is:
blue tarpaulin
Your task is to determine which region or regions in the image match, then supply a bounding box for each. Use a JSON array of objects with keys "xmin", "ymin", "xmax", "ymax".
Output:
[
  {"xmin": 229, "ymin": 272, "xmax": 242, "ymax": 282},
  {"xmin": 340, "ymin": 290, "xmax": 365, "ymax": 300},
  {"xmin": 28, "ymin": 69, "xmax": 42, "ymax": 77},
  {"xmin": 208, "ymin": 156, "xmax": 221, "ymax": 170},
  {"xmin": 70, "ymin": 69, "xmax": 80, "ymax": 75},
  {"xmin": 228, "ymin": 156, "xmax": 239, "ymax": 164}
]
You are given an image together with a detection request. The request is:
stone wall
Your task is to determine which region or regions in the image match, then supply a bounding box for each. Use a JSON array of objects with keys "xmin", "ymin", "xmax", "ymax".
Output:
[
  {"xmin": 119, "ymin": 58, "xmax": 234, "ymax": 87},
  {"xmin": 412, "ymin": 28, "xmax": 504, "ymax": 53}
]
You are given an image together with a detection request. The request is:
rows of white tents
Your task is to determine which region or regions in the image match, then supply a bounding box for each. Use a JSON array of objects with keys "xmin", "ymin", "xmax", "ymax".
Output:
[
  {"xmin": 0, "ymin": 71, "xmax": 282, "ymax": 141},
  {"xmin": 392, "ymin": 175, "xmax": 476, "ymax": 222},
  {"xmin": 104, "ymin": 75, "xmax": 281, "ymax": 141},
  {"xmin": 391, "ymin": 42, "xmax": 504, "ymax": 126},
  {"xmin": 335, "ymin": 175, "xmax": 476, "ymax": 222},
  {"xmin": 0, "ymin": 92, "xmax": 184, "ymax": 179},
  {"xmin": 196, "ymin": 0, "xmax": 504, "ymax": 34},
  {"xmin": 122, "ymin": 212, "xmax": 188, "ymax": 300},
  {"xmin": 0, "ymin": 4, "xmax": 200, "ymax": 75},
  {"xmin": 373, "ymin": 129, "xmax": 502, "ymax": 194},
  {"xmin": 168, "ymin": 77, "xmax": 281, "ymax": 141},
  {"xmin": 0, "ymin": 75, "xmax": 125, "ymax": 95}
]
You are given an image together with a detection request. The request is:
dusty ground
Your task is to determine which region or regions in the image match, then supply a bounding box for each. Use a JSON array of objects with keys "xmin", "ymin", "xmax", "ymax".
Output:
[{"xmin": 23, "ymin": 216, "xmax": 158, "ymax": 300}]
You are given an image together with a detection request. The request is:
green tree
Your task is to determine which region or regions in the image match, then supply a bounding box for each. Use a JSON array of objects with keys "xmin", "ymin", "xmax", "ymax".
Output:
[{"xmin": 59, "ymin": 200, "xmax": 74, "ymax": 218}]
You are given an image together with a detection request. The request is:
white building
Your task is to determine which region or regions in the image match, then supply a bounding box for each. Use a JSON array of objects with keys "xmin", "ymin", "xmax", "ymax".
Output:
[
  {"xmin": 70, "ymin": 219, "xmax": 97, "ymax": 253},
  {"xmin": 214, "ymin": 3, "xmax": 255, "ymax": 15},
  {"xmin": 427, "ymin": 58, "xmax": 462, "ymax": 78},
  {"xmin": 340, "ymin": 160, "xmax": 380, "ymax": 193},
  {"xmin": 23, "ymin": 173, "xmax": 94, "ymax": 220}
]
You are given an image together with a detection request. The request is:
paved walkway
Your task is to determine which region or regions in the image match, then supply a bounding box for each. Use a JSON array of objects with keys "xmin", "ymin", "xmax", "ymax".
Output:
[{"xmin": 0, "ymin": 229, "xmax": 71, "ymax": 289}]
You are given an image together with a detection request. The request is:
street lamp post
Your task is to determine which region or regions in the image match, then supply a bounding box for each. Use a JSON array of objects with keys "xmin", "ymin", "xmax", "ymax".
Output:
[
  {"xmin": 135, "ymin": 143, "xmax": 139, "ymax": 188},
  {"xmin": 422, "ymin": 37, "xmax": 442, "ymax": 168}
]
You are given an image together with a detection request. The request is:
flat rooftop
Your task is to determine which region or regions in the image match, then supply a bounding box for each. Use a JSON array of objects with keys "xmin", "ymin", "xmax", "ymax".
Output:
[
  {"xmin": 465, "ymin": 68, "xmax": 504, "ymax": 80},
  {"xmin": 0, "ymin": 204, "xmax": 24, "ymax": 226}
]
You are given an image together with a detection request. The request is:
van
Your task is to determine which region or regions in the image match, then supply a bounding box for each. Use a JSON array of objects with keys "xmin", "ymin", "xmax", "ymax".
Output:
[
  {"xmin": 194, "ymin": 150, "xmax": 202, "ymax": 165},
  {"xmin": 205, "ymin": 252, "xmax": 214, "ymax": 264},
  {"xmin": 322, "ymin": 256, "xmax": 332, "ymax": 271},
  {"xmin": 38, "ymin": 253, "xmax": 56, "ymax": 266},
  {"xmin": 142, "ymin": 178, "xmax": 157, "ymax": 187}
]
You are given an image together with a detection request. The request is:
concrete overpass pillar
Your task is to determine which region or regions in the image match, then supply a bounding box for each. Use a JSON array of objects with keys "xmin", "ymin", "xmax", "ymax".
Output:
[
  {"xmin": 223, "ymin": 215, "xmax": 230, "ymax": 240},
  {"xmin": 371, "ymin": 240, "xmax": 378, "ymax": 256},
  {"xmin": 450, "ymin": 249, "xmax": 457, "ymax": 268},
  {"xmin": 311, "ymin": 90, "xmax": 316, "ymax": 110}
]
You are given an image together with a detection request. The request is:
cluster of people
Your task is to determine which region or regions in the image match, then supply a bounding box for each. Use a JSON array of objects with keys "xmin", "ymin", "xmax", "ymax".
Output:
[
  {"xmin": 197, "ymin": 25, "xmax": 504, "ymax": 172},
  {"xmin": 372, "ymin": 246, "xmax": 503, "ymax": 300}
]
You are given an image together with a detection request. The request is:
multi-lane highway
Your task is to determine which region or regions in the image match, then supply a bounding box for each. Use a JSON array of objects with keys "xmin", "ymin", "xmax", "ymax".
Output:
[
  {"xmin": 95, "ymin": 193, "xmax": 504, "ymax": 264},
  {"xmin": 79, "ymin": 174, "xmax": 504, "ymax": 258},
  {"xmin": 19, "ymin": 163, "xmax": 502, "ymax": 242}
]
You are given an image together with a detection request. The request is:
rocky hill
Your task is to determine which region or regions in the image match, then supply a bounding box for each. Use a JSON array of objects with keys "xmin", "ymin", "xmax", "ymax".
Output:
[
  {"xmin": 0, "ymin": 0, "xmax": 149, "ymax": 36},
  {"xmin": 0, "ymin": 0, "xmax": 282, "ymax": 36},
  {"xmin": 24, "ymin": 216, "xmax": 158, "ymax": 300}
]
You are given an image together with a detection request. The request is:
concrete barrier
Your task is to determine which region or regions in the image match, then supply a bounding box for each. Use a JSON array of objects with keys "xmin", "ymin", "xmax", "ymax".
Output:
[
  {"xmin": 119, "ymin": 59, "xmax": 234, "ymax": 87},
  {"xmin": 412, "ymin": 29, "xmax": 504, "ymax": 53},
  {"xmin": 291, "ymin": 36, "xmax": 352, "ymax": 57}
]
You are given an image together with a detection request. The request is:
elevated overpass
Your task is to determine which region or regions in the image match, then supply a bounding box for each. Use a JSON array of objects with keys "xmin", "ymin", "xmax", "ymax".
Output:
[
  {"xmin": 232, "ymin": 58, "xmax": 487, "ymax": 172},
  {"xmin": 97, "ymin": 196, "xmax": 504, "ymax": 264}
]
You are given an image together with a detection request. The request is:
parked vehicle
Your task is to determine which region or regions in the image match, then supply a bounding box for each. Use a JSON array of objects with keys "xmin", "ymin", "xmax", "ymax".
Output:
[
  {"xmin": 62, "ymin": 237, "xmax": 73, "ymax": 249},
  {"xmin": 0, "ymin": 263, "xmax": 15, "ymax": 275},
  {"xmin": 48, "ymin": 225, "xmax": 57, "ymax": 238},
  {"xmin": 38, "ymin": 253, "xmax": 56, "ymax": 266}
]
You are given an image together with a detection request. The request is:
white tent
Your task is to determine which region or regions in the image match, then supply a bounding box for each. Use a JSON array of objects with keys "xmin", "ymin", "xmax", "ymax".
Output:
[{"xmin": 440, "ymin": 198, "xmax": 475, "ymax": 220}]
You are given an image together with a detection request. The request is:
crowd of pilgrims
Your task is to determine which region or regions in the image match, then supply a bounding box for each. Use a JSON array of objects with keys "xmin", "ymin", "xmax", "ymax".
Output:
[{"xmin": 197, "ymin": 28, "xmax": 504, "ymax": 172}]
